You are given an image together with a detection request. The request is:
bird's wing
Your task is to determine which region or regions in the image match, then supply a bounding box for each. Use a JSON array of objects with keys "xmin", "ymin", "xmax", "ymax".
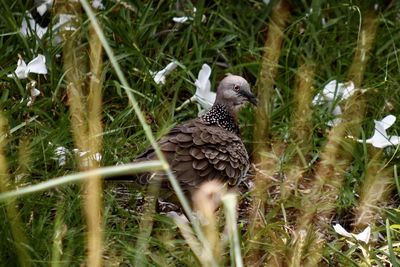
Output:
[{"xmin": 137, "ymin": 120, "xmax": 249, "ymax": 190}]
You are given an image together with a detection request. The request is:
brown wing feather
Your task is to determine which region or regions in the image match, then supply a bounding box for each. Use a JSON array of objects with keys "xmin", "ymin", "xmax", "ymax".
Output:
[{"xmin": 135, "ymin": 119, "xmax": 249, "ymax": 190}]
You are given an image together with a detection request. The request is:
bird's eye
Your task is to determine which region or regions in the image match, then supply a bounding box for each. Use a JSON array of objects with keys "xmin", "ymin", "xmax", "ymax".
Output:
[{"xmin": 233, "ymin": 84, "xmax": 240, "ymax": 92}]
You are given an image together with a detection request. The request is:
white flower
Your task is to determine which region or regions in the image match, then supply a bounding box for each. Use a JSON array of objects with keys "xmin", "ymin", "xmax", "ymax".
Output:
[
  {"xmin": 8, "ymin": 54, "xmax": 48, "ymax": 79},
  {"xmin": 52, "ymin": 14, "xmax": 77, "ymax": 32},
  {"xmin": 327, "ymin": 105, "xmax": 343, "ymax": 127},
  {"xmin": 26, "ymin": 54, "xmax": 48, "ymax": 75},
  {"xmin": 313, "ymin": 80, "xmax": 355, "ymax": 104},
  {"xmin": 52, "ymin": 146, "xmax": 102, "ymax": 168},
  {"xmin": 173, "ymin": 7, "xmax": 206, "ymax": 24},
  {"xmin": 151, "ymin": 61, "xmax": 178, "ymax": 85},
  {"xmin": 51, "ymin": 14, "xmax": 78, "ymax": 44},
  {"xmin": 313, "ymin": 80, "xmax": 356, "ymax": 126},
  {"xmin": 91, "ymin": 0, "xmax": 105, "ymax": 10},
  {"xmin": 54, "ymin": 146, "xmax": 68, "ymax": 166},
  {"xmin": 263, "ymin": 0, "xmax": 271, "ymax": 5},
  {"xmin": 73, "ymin": 149, "xmax": 102, "ymax": 168},
  {"xmin": 333, "ymin": 224, "xmax": 371, "ymax": 244},
  {"xmin": 321, "ymin": 17, "xmax": 327, "ymax": 26},
  {"xmin": 175, "ymin": 64, "xmax": 215, "ymax": 115},
  {"xmin": 36, "ymin": 0, "xmax": 53, "ymax": 16},
  {"xmin": 173, "ymin": 17, "xmax": 190, "ymax": 23},
  {"xmin": 357, "ymin": 115, "xmax": 400, "ymax": 148},
  {"xmin": 36, "ymin": 5, "xmax": 47, "ymax": 16},
  {"xmin": 191, "ymin": 64, "xmax": 215, "ymax": 110},
  {"xmin": 31, "ymin": 88, "xmax": 41, "ymax": 97},
  {"xmin": 26, "ymin": 80, "xmax": 41, "ymax": 107},
  {"xmin": 20, "ymin": 12, "xmax": 48, "ymax": 39},
  {"xmin": 13, "ymin": 58, "xmax": 28, "ymax": 79}
]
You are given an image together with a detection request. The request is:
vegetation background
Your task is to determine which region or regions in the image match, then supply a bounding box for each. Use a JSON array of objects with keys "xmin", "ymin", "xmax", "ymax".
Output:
[{"xmin": 0, "ymin": 0, "xmax": 399, "ymax": 266}]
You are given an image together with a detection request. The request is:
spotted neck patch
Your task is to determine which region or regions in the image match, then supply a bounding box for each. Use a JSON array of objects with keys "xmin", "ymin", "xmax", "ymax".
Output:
[{"xmin": 201, "ymin": 104, "xmax": 239, "ymax": 134}]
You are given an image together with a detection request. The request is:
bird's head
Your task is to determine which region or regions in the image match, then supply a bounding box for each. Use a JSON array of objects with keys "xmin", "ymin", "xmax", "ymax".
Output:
[{"xmin": 215, "ymin": 75, "xmax": 258, "ymax": 113}]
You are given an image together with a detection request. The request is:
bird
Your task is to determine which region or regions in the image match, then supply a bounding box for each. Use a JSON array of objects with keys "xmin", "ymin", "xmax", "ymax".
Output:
[{"xmin": 109, "ymin": 75, "xmax": 257, "ymax": 196}]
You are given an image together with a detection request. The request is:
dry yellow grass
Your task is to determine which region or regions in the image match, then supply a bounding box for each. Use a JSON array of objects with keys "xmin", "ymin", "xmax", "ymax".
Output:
[{"xmin": 61, "ymin": 2, "xmax": 105, "ymax": 266}]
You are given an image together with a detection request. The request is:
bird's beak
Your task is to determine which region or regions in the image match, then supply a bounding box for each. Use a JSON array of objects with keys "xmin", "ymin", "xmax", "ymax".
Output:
[
  {"xmin": 240, "ymin": 90, "xmax": 258, "ymax": 106},
  {"xmin": 248, "ymin": 94, "xmax": 258, "ymax": 106}
]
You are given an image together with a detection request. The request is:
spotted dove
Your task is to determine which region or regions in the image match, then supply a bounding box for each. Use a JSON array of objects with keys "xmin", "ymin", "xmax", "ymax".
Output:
[{"xmin": 112, "ymin": 75, "xmax": 257, "ymax": 193}]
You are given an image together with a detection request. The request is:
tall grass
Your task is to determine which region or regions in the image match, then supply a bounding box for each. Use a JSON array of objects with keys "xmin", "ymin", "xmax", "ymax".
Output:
[
  {"xmin": 0, "ymin": 1, "xmax": 400, "ymax": 266},
  {"xmin": 0, "ymin": 112, "xmax": 31, "ymax": 267}
]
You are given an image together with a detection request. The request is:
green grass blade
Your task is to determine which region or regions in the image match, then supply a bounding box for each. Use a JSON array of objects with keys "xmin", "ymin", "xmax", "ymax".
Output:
[
  {"xmin": 0, "ymin": 161, "xmax": 163, "ymax": 202},
  {"xmin": 386, "ymin": 218, "xmax": 400, "ymax": 267}
]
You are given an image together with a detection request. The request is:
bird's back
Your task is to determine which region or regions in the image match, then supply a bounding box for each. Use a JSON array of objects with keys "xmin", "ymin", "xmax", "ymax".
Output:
[{"xmin": 136, "ymin": 118, "xmax": 249, "ymax": 191}]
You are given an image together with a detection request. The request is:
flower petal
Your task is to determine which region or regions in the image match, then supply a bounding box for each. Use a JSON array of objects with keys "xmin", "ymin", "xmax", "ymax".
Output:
[
  {"xmin": 388, "ymin": 136, "xmax": 400, "ymax": 145},
  {"xmin": 92, "ymin": 0, "xmax": 105, "ymax": 10},
  {"xmin": 152, "ymin": 61, "xmax": 178, "ymax": 85},
  {"xmin": 36, "ymin": 4, "xmax": 48, "ymax": 16},
  {"xmin": 357, "ymin": 115, "xmax": 399, "ymax": 148},
  {"xmin": 380, "ymin": 115, "xmax": 396, "ymax": 130},
  {"xmin": 341, "ymin": 81, "xmax": 355, "ymax": 100},
  {"xmin": 327, "ymin": 81, "xmax": 353, "ymax": 100},
  {"xmin": 173, "ymin": 17, "xmax": 191, "ymax": 23},
  {"xmin": 326, "ymin": 105, "xmax": 342, "ymax": 127},
  {"xmin": 36, "ymin": 0, "xmax": 53, "ymax": 16},
  {"xmin": 163, "ymin": 62, "xmax": 178, "ymax": 74},
  {"xmin": 52, "ymin": 14, "xmax": 77, "ymax": 32},
  {"xmin": 54, "ymin": 146, "xmax": 68, "ymax": 166},
  {"xmin": 322, "ymin": 80, "xmax": 355, "ymax": 102},
  {"xmin": 195, "ymin": 64, "xmax": 212, "ymax": 94},
  {"xmin": 173, "ymin": 7, "xmax": 205, "ymax": 24},
  {"xmin": 20, "ymin": 12, "xmax": 48, "ymax": 39},
  {"xmin": 313, "ymin": 80, "xmax": 355, "ymax": 127},
  {"xmin": 333, "ymin": 223, "xmax": 352, "ymax": 238},
  {"xmin": 31, "ymin": 88, "xmax": 41, "ymax": 97},
  {"xmin": 354, "ymin": 226, "xmax": 371, "ymax": 244},
  {"xmin": 27, "ymin": 54, "xmax": 48, "ymax": 75},
  {"xmin": 152, "ymin": 73, "xmax": 166, "ymax": 85},
  {"xmin": 192, "ymin": 64, "xmax": 215, "ymax": 110},
  {"xmin": 14, "ymin": 58, "xmax": 28, "ymax": 79},
  {"xmin": 74, "ymin": 149, "xmax": 102, "ymax": 168},
  {"xmin": 27, "ymin": 97, "xmax": 33, "ymax": 107}
]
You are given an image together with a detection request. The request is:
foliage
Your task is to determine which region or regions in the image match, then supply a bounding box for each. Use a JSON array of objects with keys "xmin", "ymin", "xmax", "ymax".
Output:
[{"xmin": 0, "ymin": 0, "xmax": 400, "ymax": 266}]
